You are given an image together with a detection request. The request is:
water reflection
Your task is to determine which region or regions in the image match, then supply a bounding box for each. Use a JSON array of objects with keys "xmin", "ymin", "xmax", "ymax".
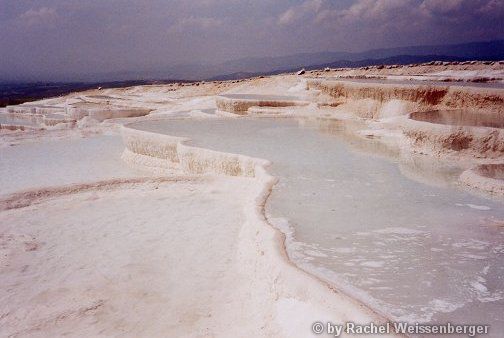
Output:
[{"xmin": 410, "ymin": 110, "xmax": 504, "ymax": 129}]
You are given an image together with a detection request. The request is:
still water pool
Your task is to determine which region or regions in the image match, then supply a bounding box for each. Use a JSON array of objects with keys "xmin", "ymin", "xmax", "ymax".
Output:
[{"xmin": 131, "ymin": 117, "xmax": 504, "ymax": 333}]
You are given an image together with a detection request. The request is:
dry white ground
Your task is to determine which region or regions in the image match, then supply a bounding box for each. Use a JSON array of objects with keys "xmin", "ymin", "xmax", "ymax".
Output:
[{"xmin": 1, "ymin": 177, "xmax": 256, "ymax": 337}]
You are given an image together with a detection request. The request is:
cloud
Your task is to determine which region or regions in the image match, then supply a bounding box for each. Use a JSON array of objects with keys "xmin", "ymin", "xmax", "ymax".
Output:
[
  {"xmin": 416, "ymin": 0, "xmax": 504, "ymax": 27},
  {"xmin": 18, "ymin": 7, "xmax": 58, "ymax": 26},
  {"xmin": 278, "ymin": 0, "xmax": 324, "ymax": 26},
  {"xmin": 315, "ymin": 0, "xmax": 416, "ymax": 25},
  {"xmin": 421, "ymin": 0, "xmax": 464, "ymax": 14},
  {"xmin": 478, "ymin": 0, "xmax": 504, "ymax": 14},
  {"xmin": 420, "ymin": 0, "xmax": 504, "ymax": 18},
  {"xmin": 1, "ymin": 0, "xmax": 502, "ymax": 81}
]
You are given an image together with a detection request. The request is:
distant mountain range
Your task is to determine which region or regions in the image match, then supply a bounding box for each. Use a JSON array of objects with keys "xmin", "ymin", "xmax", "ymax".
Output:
[
  {"xmin": 214, "ymin": 40, "xmax": 502, "ymax": 78},
  {"xmin": 207, "ymin": 40, "xmax": 503, "ymax": 80},
  {"xmin": 3, "ymin": 39, "xmax": 501, "ymax": 84},
  {"xmin": 208, "ymin": 55, "xmax": 471, "ymax": 81},
  {"xmin": 99, "ymin": 39, "xmax": 503, "ymax": 82},
  {"xmin": 1, "ymin": 40, "xmax": 503, "ymax": 106}
]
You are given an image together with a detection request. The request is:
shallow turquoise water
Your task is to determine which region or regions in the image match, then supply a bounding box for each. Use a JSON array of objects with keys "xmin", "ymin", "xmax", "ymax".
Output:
[
  {"xmin": 0, "ymin": 136, "xmax": 143, "ymax": 196},
  {"xmin": 130, "ymin": 117, "xmax": 504, "ymax": 333}
]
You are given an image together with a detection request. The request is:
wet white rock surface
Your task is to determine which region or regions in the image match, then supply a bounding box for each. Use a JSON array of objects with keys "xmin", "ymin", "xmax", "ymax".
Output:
[
  {"xmin": 0, "ymin": 135, "xmax": 146, "ymax": 197},
  {"xmin": 129, "ymin": 117, "xmax": 504, "ymax": 331}
]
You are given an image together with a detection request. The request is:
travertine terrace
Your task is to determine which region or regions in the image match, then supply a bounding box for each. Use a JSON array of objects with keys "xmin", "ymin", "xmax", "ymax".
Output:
[
  {"xmin": 1, "ymin": 61, "xmax": 503, "ymax": 337},
  {"xmin": 216, "ymin": 94, "xmax": 309, "ymax": 115}
]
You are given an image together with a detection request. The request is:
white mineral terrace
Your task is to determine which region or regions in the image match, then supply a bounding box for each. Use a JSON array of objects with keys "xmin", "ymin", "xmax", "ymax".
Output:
[
  {"xmin": 1, "ymin": 65, "xmax": 503, "ymax": 337},
  {"xmin": 124, "ymin": 117, "xmax": 504, "ymax": 330}
]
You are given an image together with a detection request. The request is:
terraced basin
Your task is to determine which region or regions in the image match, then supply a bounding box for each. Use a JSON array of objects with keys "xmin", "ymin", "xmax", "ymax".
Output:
[
  {"xmin": 477, "ymin": 164, "xmax": 504, "ymax": 180},
  {"xmin": 216, "ymin": 94, "xmax": 308, "ymax": 114},
  {"xmin": 410, "ymin": 109, "xmax": 504, "ymax": 129},
  {"xmin": 123, "ymin": 117, "xmax": 504, "ymax": 331}
]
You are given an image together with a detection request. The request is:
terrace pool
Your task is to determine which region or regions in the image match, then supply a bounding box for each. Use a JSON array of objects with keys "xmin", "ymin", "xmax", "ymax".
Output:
[
  {"xmin": 410, "ymin": 109, "xmax": 504, "ymax": 129},
  {"xmin": 129, "ymin": 117, "xmax": 504, "ymax": 333}
]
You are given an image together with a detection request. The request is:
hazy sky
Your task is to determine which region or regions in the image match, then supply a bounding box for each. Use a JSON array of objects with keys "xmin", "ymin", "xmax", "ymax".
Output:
[{"xmin": 1, "ymin": 0, "xmax": 503, "ymax": 81}]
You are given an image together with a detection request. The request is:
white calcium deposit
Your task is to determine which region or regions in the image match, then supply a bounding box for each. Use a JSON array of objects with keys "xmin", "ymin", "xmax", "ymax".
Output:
[{"xmin": 1, "ymin": 63, "xmax": 503, "ymax": 337}]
